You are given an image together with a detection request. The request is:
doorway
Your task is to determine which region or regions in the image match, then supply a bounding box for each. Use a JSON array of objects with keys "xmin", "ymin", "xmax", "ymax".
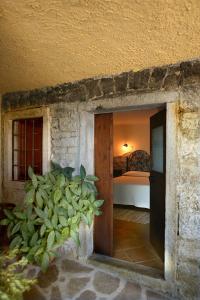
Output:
[{"xmin": 94, "ymin": 107, "xmax": 166, "ymax": 273}]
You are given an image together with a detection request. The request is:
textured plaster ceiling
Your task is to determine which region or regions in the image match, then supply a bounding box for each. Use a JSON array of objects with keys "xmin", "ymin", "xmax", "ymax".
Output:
[{"xmin": 0, "ymin": 0, "xmax": 200, "ymax": 94}]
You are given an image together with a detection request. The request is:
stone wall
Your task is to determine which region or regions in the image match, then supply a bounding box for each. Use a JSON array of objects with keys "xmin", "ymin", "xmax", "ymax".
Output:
[
  {"xmin": 2, "ymin": 59, "xmax": 200, "ymax": 113},
  {"xmin": 1, "ymin": 59, "xmax": 200, "ymax": 299},
  {"xmin": 176, "ymin": 86, "xmax": 200, "ymax": 299},
  {"xmin": 50, "ymin": 103, "xmax": 80, "ymax": 169}
]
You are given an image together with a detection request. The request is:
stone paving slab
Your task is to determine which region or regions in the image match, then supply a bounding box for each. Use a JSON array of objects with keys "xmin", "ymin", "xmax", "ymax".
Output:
[{"xmin": 24, "ymin": 258, "xmax": 174, "ymax": 300}]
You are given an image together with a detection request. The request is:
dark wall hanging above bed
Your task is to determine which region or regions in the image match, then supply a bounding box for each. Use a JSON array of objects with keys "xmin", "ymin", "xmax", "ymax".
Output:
[{"xmin": 127, "ymin": 150, "xmax": 150, "ymax": 172}]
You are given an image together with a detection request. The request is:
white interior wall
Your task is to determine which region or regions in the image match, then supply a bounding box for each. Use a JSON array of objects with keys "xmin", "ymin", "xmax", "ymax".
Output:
[{"xmin": 113, "ymin": 109, "xmax": 158, "ymax": 156}]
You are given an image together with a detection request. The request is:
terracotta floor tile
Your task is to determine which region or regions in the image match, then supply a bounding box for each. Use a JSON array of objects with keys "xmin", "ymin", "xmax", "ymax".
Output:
[{"xmin": 113, "ymin": 217, "xmax": 164, "ymax": 271}]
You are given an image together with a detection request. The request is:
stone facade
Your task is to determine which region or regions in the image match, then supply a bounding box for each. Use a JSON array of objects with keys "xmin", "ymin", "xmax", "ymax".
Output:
[
  {"xmin": 1, "ymin": 58, "xmax": 200, "ymax": 299},
  {"xmin": 2, "ymin": 59, "xmax": 200, "ymax": 113}
]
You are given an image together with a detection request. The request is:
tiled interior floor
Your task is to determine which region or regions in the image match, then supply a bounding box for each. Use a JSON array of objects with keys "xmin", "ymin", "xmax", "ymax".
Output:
[{"xmin": 113, "ymin": 207, "xmax": 164, "ymax": 272}]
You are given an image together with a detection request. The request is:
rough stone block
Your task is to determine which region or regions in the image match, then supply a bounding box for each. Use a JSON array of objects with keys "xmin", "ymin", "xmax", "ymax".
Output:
[
  {"xmin": 180, "ymin": 60, "xmax": 200, "ymax": 86},
  {"xmin": 67, "ymin": 83, "xmax": 87, "ymax": 102},
  {"xmin": 178, "ymin": 238, "xmax": 200, "ymax": 260},
  {"xmin": 93, "ymin": 271, "xmax": 120, "ymax": 294},
  {"xmin": 76, "ymin": 290, "xmax": 96, "ymax": 300},
  {"xmin": 114, "ymin": 72, "xmax": 128, "ymax": 93},
  {"xmin": 179, "ymin": 112, "xmax": 200, "ymax": 140},
  {"xmin": 67, "ymin": 146, "xmax": 77, "ymax": 154},
  {"xmin": 129, "ymin": 69, "xmax": 150, "ymax": 90},
  {"xmin": 149, "ymin": 67, "xmax": 167, "ymax": 89},
  {"xmin": 114, "ymin": 281, "xmax": 141, "ymax": 300},
  {"xmin": 84, "ymin": 78, "xmax": 102, "ymax": 100},
  {"xmin": 59, "ymin": 117, "xmax": 79, "ymax": 131},
  {"xmin": 51, "ymin": 118, "xmax": 59, "ymax": 129},
  {"xmin": 66, "ymin": 277, "xmax": 90, "ymax": 298},
  {"xmin": 177, "ymin": 259, "xmax": 200, "ymax": 279},
  {"xmin": 100, "ymin": 77, "xmax": 114, "ymax": 96},
  {"xmin": 50, "ymin": 286, "xmax": 62, "ymax": 300},
  {"xmin": 179, "ymin": 210, "xmax": 200, "ymax": 240},
  {"xmin": 163, "ymin": 65, "xmax": 181, "ymax": 90}
]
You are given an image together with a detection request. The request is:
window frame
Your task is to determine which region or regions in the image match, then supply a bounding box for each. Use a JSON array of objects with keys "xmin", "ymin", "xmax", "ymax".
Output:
[
  {"xmin": 3, "ymin": 107, "xmax": 50, "ymax": 190},
  {"xmin": 12, "ymin": 117, "xmax": 43, "ymax": 181}
]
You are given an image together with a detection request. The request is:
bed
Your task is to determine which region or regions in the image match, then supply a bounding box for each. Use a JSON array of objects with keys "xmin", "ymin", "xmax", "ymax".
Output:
[{"xmin": 113, "ymin": 150, "xmax": 150, "ymax": 209}]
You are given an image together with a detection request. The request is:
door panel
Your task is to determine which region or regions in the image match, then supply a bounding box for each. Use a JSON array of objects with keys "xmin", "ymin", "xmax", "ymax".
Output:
[
  {"xmin": 150, "ymin": 110, "xmax": 166, "ymax": 261},
  {"xmin": 94, "ymin": 113, "xmax": 113, "ymax": 256}
]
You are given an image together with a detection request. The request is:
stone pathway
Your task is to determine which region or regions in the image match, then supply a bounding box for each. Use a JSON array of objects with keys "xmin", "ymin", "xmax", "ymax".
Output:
[{"xmin": 24, "ymin": 258, "xmax": 173, "ymax": 300}]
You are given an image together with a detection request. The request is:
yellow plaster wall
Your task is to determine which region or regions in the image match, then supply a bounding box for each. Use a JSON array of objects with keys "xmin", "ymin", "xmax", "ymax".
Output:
[{"xmin": 0, "ymin": 0, "xmax": 200, "ymax": 93}]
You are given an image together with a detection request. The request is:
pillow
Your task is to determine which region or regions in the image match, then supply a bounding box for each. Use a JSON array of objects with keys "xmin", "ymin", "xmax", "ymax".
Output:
[{"xmin": 123, "ymin": 171, "xmax": 150, "ymax": 177}]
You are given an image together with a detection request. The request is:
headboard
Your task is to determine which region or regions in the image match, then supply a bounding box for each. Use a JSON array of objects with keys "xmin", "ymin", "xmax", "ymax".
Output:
[{"xmin": 127, "ymin": 150, "xmax": 150, "ymax": 172}]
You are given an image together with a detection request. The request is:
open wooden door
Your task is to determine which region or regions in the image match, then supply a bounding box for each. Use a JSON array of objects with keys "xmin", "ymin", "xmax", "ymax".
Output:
[
  {"xmin": 94, "ymin": 113, "xmax": 113, "ymax": 256},
  {"xmin": 150, "ymin": 110, "xmax": 166, "ymax": 261}
]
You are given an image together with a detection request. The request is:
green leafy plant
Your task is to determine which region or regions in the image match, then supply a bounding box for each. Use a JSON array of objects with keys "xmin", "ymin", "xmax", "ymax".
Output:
[
  {"xmin": 0, "ymin": 249, "xmax": 36, "ymax": 300},
  {"xmin": 1, "ymin": 164, "xmax": 104, "ymax": 271}
]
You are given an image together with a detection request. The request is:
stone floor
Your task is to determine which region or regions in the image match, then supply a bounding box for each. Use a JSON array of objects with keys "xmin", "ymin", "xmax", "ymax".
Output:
[{"xmin": 24, "ymin": 258, "xmax": 173, "ymax": 300}]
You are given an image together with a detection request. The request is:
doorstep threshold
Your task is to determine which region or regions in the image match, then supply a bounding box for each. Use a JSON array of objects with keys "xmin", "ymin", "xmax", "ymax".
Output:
[{"xmin": 87, "ymin": 254, "xmax": 172, "ymax": 294}]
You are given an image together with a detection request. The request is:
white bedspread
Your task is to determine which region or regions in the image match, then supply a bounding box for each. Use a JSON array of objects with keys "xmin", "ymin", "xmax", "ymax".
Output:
[{"xmin": 113, "ymin": 174, "xmax": 150, "ymax": 209}]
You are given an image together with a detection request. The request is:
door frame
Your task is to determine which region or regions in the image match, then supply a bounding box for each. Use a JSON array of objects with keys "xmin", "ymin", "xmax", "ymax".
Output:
[{"xmin": 79, "ymin": 101, "xmax": 178, "ymax": 283}]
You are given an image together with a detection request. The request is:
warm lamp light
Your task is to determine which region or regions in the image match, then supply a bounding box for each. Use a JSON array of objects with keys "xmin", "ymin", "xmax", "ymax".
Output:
[
  {"xmin": 123, "ymin": 143, "xmax": 128, "ymax": 148},
  {"xmin": 121, "ymin": 143, "xmax": 134, "ymax": 154}
]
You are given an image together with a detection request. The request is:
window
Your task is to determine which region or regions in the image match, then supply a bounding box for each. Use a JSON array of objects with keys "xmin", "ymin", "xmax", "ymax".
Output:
[{"xmin": 12, "ymin": 117, "xmax": 43, "ymax": 181}]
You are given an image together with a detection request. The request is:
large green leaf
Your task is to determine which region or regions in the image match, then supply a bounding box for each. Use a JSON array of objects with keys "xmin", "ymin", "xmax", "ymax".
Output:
[
  {"xmin": 52, "ymin": 213, "xmax": 58, "ymax": 228},
  {"xmin": 21, "ymin": 224, "xmax": 29, "ymax": 241},
  {"xmin": 40, "ymin": 224, "xmax": 46, "ymax": 237},
  {"xmin": 10, "ymin": 235, "xmax": 22, "ymax": 249},
  {"xmin": 59, "ymin": 199, "xmax": 68, "ymax": 209},
  {"xmin": 44, "ymin": 218, "xmax": 52, "ymax": 229},
  {"xmin": 71, "ymin": 199, "xmax": 79, "ymax": 210},
  {"xmin": 73, "ymin": 175, "xmax": 82, "ymax": 183},
  {"xmin": 28, "ymin": 166, "xmax": 34, "ymax": 179},
  {"xmin": 30, "ymin": 231, "xmax": 38, "ymax": 247},
  {"xmin": 36, "ymin": 191, "xmax": 43, "ymax": 208},
  {"xmin": 54, "ymin": 189, "xmax": 62, "ymax": 203},
  {"xmin": 0, "ymin": 218, "xmax": 9, "ymax": 225},
  {"xmin": 61, "ymin": 227, "xmax": 69, "ymax": 239},
  {"xmin": 32, "ymin": 173, "xmax": 38, "ymax": 188},
  {"xmin": 94, "ymin": 210, "xmax": 102, "ymax": 216},
  {"xmin": 49, "ymin": 172, "xmax": 56, "ymax": 184},
  {"xmin": 4, "ymin": 209, "xmax": 14, "ymax": 220},
  {"xmin": 80, "ymin": 165, "xmax": 86, "ymax": 179},
  {"xmin": 39, "ymin": 188, "xmax": 49, "ymax": 201},
  {"xmin": 59, "ymin": 216, "xmax": 67, "ymax": 227},
  {"xmin": 65, "ymin": 187, "xmax": 72, "ymax": 199},
  {"xmin": 25, "ymin": 189, "xmax": 35, "ymax": 204},
  {"xmin": 27, "ymin": 221, "xmax": 35, "ymax": 233},
  {"xmin": 94, "ymin": 200, "xmax": 104, "ymax": 208},
  {"xmin": 34, "ymin": 207, "xmax": 45, "ymax": 219},
  {"xmin": 68, "ymin": 205, "xmax": 74, "ymax": 217},
  {"xmin": 56, "ymin": 174, "xmax": 65, "ymax": 187},
  {"xmin": 14, "ymin": 211, "xmax": 26, "ymax": 220},
  {"xmin": 85, "ymin": 175, "xmax": 99, "ymax": 182},
  {"xmin": 47, "ymin": 230, "xmax": 55, "ymax": 250},
  {"xmin": 7, "ymin": 222, "xmax": 14, "ymax": 238},
  {"xmin": 11, "ymin": 222, "xmax": 21, "ymax": 235}
]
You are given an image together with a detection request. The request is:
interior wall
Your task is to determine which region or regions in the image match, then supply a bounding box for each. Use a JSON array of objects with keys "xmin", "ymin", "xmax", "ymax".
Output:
[{"xmin": 113, "ymin": 109, "xmax": 158, "ymax": 156}]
